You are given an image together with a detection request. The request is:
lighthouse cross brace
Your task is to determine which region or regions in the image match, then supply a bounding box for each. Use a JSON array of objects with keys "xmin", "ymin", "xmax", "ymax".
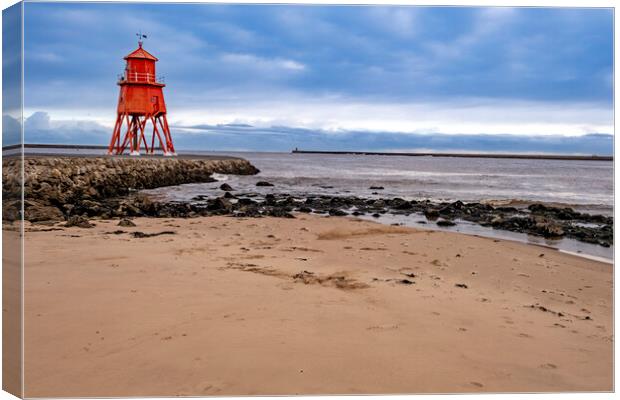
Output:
[
  {"xmin": 108, "ymin": 112, "xmax": 175, "ymax": 155},
  {"xmin": 108, "ymin": 36, "xmax": 176, "ymax": 156}
]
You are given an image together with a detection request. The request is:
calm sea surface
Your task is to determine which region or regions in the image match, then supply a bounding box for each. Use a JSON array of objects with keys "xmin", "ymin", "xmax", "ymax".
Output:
[{"xmin": 151, "ymin": 151, "xmax": 613, "ymax": 215}]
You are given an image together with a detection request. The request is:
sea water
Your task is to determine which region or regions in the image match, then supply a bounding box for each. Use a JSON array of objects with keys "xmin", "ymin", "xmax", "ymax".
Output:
[{"xmin": 144, "ymin": 151, "xmax": 613, "ymax": 262}]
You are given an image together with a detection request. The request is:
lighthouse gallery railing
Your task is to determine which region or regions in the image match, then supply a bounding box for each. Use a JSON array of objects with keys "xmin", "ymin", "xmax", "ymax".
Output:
[{"xmin": 118, "ymin": 71, "xmax": 165, "ymax": 84}]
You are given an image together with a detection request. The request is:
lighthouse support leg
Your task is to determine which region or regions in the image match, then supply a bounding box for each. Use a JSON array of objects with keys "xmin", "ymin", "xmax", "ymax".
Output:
[
  {"xmin": 156, "ymin": 114, "xmax": 176, "ymax": 155},
  {"xmin": 150, "ymin": 114, "xmax": 156, "ymax": 153},
  {"xmin": 120, "ymin": 114, "xmax": 134, "ymax": 154},
  {"xmin": 108, "ymin": 115, "xmax": 122, "ymax": 155},
  {"xmin": 150, "ymin": 115, "xmax": 165, "ymax": 155},
  {"xmin": 130, "ymin": 116, "xmax": 140, "ymax": 156},
  {"xmin": 162, "ymin": 115, "xmax": 175, "ymax": 154}
]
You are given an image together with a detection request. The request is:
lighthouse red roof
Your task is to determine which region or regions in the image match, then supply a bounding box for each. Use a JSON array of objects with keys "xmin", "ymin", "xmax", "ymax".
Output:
[{"xmin": 124, "ymin": 44, "xmax": 158, "ymax": 61}]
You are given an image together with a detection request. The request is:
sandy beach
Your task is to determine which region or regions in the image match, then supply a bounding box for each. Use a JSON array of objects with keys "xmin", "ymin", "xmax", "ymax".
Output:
[{"xmin": 22, "ymin": 214, "xmax": 612, "ymax": 396}]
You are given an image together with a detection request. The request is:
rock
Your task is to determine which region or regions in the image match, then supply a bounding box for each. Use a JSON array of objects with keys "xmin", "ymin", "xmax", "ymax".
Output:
[
  {"xmin": 75, "ymin": 199, "xmax": 104, "ymax": 216},
  {"xmin": 534, "ymin": 219, "xmax": 565, "ymax": 237},
  {"xmin": 424, "ymin": 209, "xmax": 440, "ymax": 220},
  {"xmin": 528, "ymin": 203, "xmax": 549, "ymax": 213},
  {"xmin": 369, "ymin": 186, "xmax": 384, "ymax": 190},
  {"xmin": 118, "ymin": 219, "xmax": 136, "ymax": 227},
  {"xmin": 131, "ymin": 231, "xmax": 175, "ymax": 238},
  {"xmin": 64, "ymin": 215, "xmax": 94, "ymax": 228},
  {"xmin": 496, "ymin": 206, "xmax": 518, "ymax": 213},
  {"xmin": 223, "ymin": 191, "xmax": 236, "ymax": 199},
  {"xmin": 24, "ymin": 204, "xmax": 64, "ymax": 223},
  {"xmin": 390, "ymin": 198, "xmax": 412, "ymax": 210},
  {"xmin": 439, "ymin": 206, "xmax": 455, "ymax": 216},
  {"xmin": 265, "ymin": 208, "xmax": 295, "ymax": 218},
  {"xmin": 219, "ymin": 183, "xmax": 234, "ymax": 191},
  {"xmin": 329, "ymin": 208, "xmax": 348, "ymax": 216},
  {"xmin": 371, "ymin": 200, "xmax": 386, "ymax": 208},
  {"xmin": 491, "ymin": 216, "xmax": 504, "ymax": 226},
  {"xmin": 450, "ymin": 200, "xmax": 464, "ymax": 210},
  {"xmin": 2, "ymin": 203, "xmax": 19, "ymax": 222},
  {"xmin": 238, "ymin": 198, "xmax": 256, "ymax": 206},
  {"xmin": 209, "ymin": 197, "xmax": 233, "ymax": 212},
  {"xmin": 256, "ymin": 181, "xmax": 274, "ymax": 187},
  {"xmin": 436, "ymin": 219, "xmax": 456, "ymax": 227},
  {"xmin": 455, "ymin": 283, "xmax": 468, "ymax": 289}
]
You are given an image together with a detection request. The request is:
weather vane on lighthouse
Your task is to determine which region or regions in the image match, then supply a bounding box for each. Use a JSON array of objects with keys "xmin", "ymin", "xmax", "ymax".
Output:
[
  {"xmin": 136, "ymin": 31, "xmax": 147, "ymax": 46},
  {"xmin": 107, "ymin": 32, "xmax": 176, "ymax": 156}
]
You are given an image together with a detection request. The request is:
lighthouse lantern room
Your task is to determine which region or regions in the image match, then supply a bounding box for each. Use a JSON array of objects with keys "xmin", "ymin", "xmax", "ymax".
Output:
[{"xmin": 108, "ymin": 34, "xmax": 176, "ymax": 156}]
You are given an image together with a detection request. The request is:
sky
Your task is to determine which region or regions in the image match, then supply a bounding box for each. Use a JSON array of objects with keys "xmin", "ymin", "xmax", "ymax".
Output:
[{"xmin": 4, "ymin": 3, "xmax": 615, "ymax": 153}]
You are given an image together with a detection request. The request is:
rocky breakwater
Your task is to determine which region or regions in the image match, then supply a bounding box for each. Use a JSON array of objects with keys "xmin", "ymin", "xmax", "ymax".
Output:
[{"xmin": 2, "ymin": 156, "xmax": 259, "ymax": 223}]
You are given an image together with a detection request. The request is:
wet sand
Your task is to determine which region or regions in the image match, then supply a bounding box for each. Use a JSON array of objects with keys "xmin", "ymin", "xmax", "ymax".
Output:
[{"xmin": 22, "ymin": 215, "xmax": 612, "ymax": 396}]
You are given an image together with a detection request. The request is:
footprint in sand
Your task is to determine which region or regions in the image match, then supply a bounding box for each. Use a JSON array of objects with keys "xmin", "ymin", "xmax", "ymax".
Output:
[
  {"xmin": 470, "ymin": 382, "xmax": 484, "ymax": 388},
  {"xmin": 540, "ymin": 363, "xmax": 557, "ymax": 369}
]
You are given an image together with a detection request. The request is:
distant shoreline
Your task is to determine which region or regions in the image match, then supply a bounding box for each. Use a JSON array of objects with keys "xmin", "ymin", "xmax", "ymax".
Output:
[
  {"xmin": 291, "ymin": 149, "xmax": 613, "ymax": 161},
  {"xmin": 2, "ymin": 144, "xmax": 613, "ymax": 161}
]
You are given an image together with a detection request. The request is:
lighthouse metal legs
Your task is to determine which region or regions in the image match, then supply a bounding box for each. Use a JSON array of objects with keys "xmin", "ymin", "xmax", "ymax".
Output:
[{"xmin": 107, "ymin": 113, "xmax": 176, "ymax": 155}]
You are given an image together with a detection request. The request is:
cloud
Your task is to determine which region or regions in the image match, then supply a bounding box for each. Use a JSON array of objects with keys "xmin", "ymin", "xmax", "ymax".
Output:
[
  {"xmin": 21, "ymin": 111, "xmax": 109, "ymax": 145},
  {"xmin": 220, "ymin": 53, "xmax": 306, "ymax": 72},
  {"xmin": 200, "ymin": 21, "xmax": 258, "ymax": 46},
  {"xmin": 161, "ymin": 95, "xmax": 612, "ymax": 137},
  {"xmin": 22, "ymin": 3, "xmax": 613, "ymax": 152},
  {"xmin": 172, "ymin": 124, "xmax": 613, "ymax": 155},
  {"xmin": 425, "ymin": 7, "xmax": 518, "ymax": 60},
  {"xmin": 364, "ymin": 7, "xmax": 419, "ymax": 38},
  {"xmin": 24, "ymin": 111, "xmax": 51, "ymax": 130},
  {"xmin": 19, "ymin": 112, "xmax": 613, "ymax": 156},
  {"xmin": 2, "ymin": 115, "xmax": 21, "ymax": 146},
  {"xmin": 29, "ymin": 93, "xmax": 612, "ymax": 140}
]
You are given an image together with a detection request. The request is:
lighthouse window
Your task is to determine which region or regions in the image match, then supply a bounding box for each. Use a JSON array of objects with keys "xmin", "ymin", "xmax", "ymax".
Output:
[{"xmin": 151, "ymin": 96, "xmax": 158, "ymax": 103}]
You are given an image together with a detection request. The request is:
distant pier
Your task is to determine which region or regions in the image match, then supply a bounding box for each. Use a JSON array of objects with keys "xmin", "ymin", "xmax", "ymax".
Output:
[{"xmin": 291, "ymin": 149, "xmax": 613, "ymax": 161}]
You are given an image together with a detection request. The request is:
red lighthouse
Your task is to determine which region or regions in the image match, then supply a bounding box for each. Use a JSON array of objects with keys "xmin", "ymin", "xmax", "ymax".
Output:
[{"xmin": 108, "ymin": 34, "xmax": 176, "ymax": 156}]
